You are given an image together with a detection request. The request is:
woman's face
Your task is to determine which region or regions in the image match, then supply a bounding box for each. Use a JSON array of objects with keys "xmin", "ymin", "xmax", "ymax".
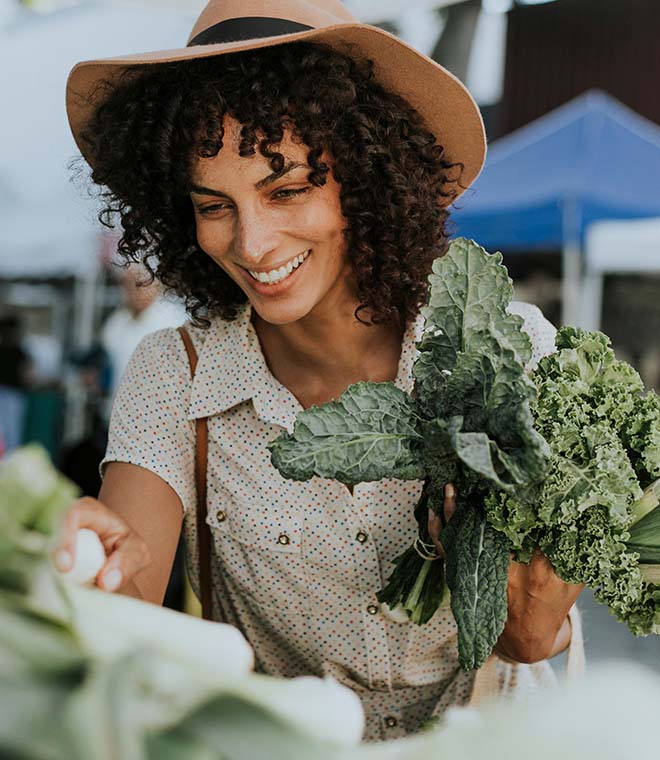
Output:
[{"xmin": 190, "ymin": 116, "xmax": 352, "ymax": 325}]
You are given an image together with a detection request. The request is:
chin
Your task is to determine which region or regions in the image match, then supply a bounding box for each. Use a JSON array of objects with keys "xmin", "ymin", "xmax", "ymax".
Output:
[{"xmin": 249, "ymin": 297, "xmax": 316, "ymax": 326}]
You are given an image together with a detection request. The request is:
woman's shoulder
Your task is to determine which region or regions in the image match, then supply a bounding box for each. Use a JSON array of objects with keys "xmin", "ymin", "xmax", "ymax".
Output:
[{"xmin": 132, "ymin": 307, "xmax": 245, "ymax": 366}]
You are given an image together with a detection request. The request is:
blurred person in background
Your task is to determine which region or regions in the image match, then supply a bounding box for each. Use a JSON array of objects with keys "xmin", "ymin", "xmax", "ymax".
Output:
[
  {"xmin": 0, "ymin": 315, "xmax": 32, "ymax": 455},
  {"xmin": 101, "ymin": 263, "xmax": 185, "ymax": 406},
  {"xmin": 55, "ymin": 0, "xmax": 584, "ymax": 741},
  {"xmin": 62, "ymin": 266, "xmax": 183, "ymax": 493}
]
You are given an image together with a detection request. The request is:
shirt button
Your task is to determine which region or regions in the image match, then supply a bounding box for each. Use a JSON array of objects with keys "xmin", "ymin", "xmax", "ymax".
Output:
[
  {"xmin": 356, "ymin": 531, "xmax": 368, "ymax": 544},
  {"xmin": 366, "ymin": 603, "xmax": 379, "ymax": 616},
  {"xmin": 277, "ymin": 533, "xmax": 291, "ymax": 546},
  {"xmin": 216, "ymin": 510, "xmax": 226, "ymax": 522},
  {"xmin": 384, "ymin": 716, "xmax": 398, "ymax": 728}
]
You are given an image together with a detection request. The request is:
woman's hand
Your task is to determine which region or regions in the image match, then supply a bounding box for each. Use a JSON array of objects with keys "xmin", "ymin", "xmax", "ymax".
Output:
[
  {"xmin": 53, "ymin": 496, "xmax": 152, "ymax": 593},
  {"xmin": 427, "ymin": 486, "xmax": 584, "ymax": 664},
  {"xmin": 494, "ymin": 550, "xmax": 584, "ymax": 663}
]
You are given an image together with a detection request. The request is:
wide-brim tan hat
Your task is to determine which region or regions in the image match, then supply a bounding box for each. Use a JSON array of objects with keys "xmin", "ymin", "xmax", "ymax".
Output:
[{"xmin": 66, "ymin": 0, "xmax": 486, "ymax": 192}]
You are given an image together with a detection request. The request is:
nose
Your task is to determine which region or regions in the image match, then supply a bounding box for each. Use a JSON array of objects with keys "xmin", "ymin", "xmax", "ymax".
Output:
[{"xmin": 235, "ymin": 206, "xmax": 279, "ymax": 265}]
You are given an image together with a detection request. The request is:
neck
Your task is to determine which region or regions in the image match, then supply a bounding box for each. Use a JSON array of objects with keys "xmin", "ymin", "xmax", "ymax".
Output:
[
  {"xmin": 252, "ymin": 294, "xmax": 404, "ymax": 402},
  {"xmin": 129, "ymin": 300, "xmax": 153, "ymax": 319}
]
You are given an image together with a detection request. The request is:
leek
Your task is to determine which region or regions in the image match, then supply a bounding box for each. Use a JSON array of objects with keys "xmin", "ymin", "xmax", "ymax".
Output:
[
  {"xmin": 625, "ymin": 480, "xmax": 660, "ymax": 571},
  {"xmin": 629, "ymin": 479, "xmax": 660, "ymax": 525}
]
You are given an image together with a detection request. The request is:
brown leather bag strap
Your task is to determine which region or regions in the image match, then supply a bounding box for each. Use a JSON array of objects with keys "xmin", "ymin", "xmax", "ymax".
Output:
[{"xmin": 178, "ymin": 326, "xmax": 213, "ymax": 620}]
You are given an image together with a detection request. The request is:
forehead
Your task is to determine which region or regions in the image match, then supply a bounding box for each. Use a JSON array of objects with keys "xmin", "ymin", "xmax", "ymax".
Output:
[{"xmin": 190, "ymin": 114, "xmax": 308, "ymax": 184}]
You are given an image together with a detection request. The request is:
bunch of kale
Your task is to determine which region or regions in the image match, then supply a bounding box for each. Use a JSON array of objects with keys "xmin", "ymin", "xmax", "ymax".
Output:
[
  {"xmin": 269, "ymin": 239, "xmax": 551, "ymax": 669},
  {"xmin": 269, "ymin": 238, "xmax": 660, "ymax": 670}
]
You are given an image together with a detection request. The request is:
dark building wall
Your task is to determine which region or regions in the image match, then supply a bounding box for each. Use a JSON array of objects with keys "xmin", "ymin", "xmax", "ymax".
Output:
[{"xmin": 496, "ymin": 0, "xmax": 660, "ymax": 138}]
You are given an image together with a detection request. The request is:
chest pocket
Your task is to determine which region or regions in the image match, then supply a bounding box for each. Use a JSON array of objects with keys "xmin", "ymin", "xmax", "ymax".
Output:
[
  {"xmin": 205, "ymin": 495, "xmax": 306, "ymax": 616},
  {"xmin": 206, "ymin": 496, "xmax": 303, "ymax": 555}
]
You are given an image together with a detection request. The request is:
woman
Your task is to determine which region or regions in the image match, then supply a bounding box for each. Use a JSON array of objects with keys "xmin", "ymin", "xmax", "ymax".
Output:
[{"xmin": 59, "ymin": 0, "xmax": 583, "ymax": 741}]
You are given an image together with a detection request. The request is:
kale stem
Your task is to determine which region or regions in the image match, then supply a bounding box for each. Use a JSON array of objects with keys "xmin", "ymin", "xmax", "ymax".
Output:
[{"xmin": 404, "ymin": 559, "xmax": 432, "ymax": 612}]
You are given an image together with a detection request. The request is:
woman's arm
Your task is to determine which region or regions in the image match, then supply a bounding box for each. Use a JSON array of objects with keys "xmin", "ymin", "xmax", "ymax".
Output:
[{"xmin": 56, "ymin": 462, "xmax": 184, "ymax": 605}]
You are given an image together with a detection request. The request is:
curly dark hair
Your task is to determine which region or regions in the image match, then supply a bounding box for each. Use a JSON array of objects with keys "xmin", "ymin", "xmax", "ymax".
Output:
[{"xmin": 81, "ymin": 42, "xmax": 462, "ymax": 327}]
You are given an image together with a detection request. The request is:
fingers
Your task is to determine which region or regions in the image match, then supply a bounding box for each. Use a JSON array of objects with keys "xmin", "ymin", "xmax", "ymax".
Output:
[
  {"xmin": 55, "ymin": 497, "xmax": 119, "ymax": 562},
  {"xmin": 443, "ymin": 483, "xmax": 457, "ymax": 523},
  {"xmin": 510, "ymin": 548, "xmax": 585, "ymax": 609},
  {"xmin": 426, "ymin": 483, "xmax": 458, "ymax": 557},
  {"xmin": 53, "ymin": 497, "xmax": 150, "ymax": 592},
  {"xmin": 427, "ymin": 508, "xmax": 444, "ymax": 557},
  {"xmin": 98, "ymin": 532, "xmax": 152, "ymax": 592},
  {"xmin": 54, "ymin": 497, "xmax": 111, "ymax": 572}
]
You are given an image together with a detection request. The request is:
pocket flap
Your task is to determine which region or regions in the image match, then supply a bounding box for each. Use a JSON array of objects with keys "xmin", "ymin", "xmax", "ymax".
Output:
[{"xmin": 206, "ymin": 499, "xmax": 302, "ymax": 555}]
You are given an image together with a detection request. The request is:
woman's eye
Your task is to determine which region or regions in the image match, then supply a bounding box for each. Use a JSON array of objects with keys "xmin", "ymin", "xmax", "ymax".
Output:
[
  {"xmin": 272, "ymin": 187, "xmax": 311, "ymax": 200},
  {"xmin": 198, "ymin": 203, "xmax": 232, "ymax": 216}
]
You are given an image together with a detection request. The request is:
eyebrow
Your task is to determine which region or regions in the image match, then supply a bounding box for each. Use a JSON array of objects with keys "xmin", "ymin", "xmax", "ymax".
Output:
[{"xmin": 190, "ymin": 161, "xmax": 307, "ymax": 198}]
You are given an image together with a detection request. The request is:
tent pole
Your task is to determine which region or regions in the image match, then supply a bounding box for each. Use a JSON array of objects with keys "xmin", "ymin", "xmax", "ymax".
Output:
[
  {"xmin": 561, "ymin": 240, "xmax": 582, "ymax": 326},
  {"xmin": 561, "ymin": 199, "xmax": 582, "ymax": 326},
  {"xmin": 579, "ymin": 269, "xmax": 604, "ymax": 331}
]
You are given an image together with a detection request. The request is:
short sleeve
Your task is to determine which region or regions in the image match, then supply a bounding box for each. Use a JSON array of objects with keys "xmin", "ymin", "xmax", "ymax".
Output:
[
  {"xmin": 507, "ymin": 301, "xmax": 557, "ymax": 371},
  {"xmin": 101, "ymin": 327, "xmax": 196, "ymax": 514}
]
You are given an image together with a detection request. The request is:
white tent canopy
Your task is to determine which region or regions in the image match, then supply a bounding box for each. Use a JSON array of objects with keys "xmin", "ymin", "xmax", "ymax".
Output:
[
  {"xmin": 0, "ymin": 3, "xmax": 196, "ymax": 278},
  {"xmin": 580, "ymin": 217, "xmax": 660, "ymax": 330}
]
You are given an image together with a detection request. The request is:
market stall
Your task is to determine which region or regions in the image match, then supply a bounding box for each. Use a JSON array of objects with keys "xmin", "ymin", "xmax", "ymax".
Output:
[{"xmin": 451, "ymin": 90, "xmax": 660, "ymax": 324}]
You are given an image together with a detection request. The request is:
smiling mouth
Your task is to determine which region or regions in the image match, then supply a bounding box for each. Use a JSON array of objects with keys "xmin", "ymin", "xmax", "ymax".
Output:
[{"xmin": 247, "ymin": 250, "xmax": 311, "ymax": 285}]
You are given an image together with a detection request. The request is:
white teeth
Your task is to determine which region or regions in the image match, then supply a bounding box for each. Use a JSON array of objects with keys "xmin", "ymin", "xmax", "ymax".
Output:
[{"xmin": 249, "ymin": 250, "xmax": 310, "ymax": 285}]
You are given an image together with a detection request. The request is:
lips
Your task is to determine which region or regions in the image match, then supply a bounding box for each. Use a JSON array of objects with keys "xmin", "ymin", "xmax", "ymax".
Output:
[
  {"xmin": 247, "ymin": 250, "xmax": 311, "ymax": 285},
  {"xmin": 241, "ymin": 249, "xmax": 311, "ymax": 297}
]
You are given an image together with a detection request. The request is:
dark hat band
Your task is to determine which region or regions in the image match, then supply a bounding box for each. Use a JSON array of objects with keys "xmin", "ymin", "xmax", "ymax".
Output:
[{"xmin": 188, "ymin": 17, "xmax": 314, "ymax": 47}]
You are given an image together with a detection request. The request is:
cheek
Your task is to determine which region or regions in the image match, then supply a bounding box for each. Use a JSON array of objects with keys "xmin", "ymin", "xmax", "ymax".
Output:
[
  {"xmin": 301, "ymin": 195, "xmax": 346, "ymax": 251},
  {"xmin": 195, "ymin": 221, "xmax": 231, "ymax": 264}
]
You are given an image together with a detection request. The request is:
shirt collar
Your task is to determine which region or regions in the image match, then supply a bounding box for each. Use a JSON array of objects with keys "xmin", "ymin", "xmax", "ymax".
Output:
[
  {"xmin": 187, "ymin": 303, "xmax": 425, "ymax": 428},
  {"xmin": 187, "ymin": 304, "xmax": 262, "ymax": 420}
]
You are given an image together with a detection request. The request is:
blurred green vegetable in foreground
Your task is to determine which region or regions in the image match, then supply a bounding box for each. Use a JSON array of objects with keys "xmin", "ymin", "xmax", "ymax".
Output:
[
  {"xmin": 0, "ymin": 446, "xmax": 364, "ymax": 760},
  {"xmin": 3, "ymin": 449, "xmax": 660, "ymax": 759}
]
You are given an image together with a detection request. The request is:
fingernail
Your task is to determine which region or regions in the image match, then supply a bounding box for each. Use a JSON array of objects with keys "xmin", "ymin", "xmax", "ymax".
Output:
[
  {"xmin": 103, "ymin": 569, "xmax": 122, "ymax": 591},
  {"xmin": 55, "ymin": 550, "xmax": 72, "ymax": 571}
]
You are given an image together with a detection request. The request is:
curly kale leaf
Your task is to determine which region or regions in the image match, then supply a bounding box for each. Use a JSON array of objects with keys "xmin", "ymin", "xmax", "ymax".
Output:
[
  {"xmin": 441, "ymin": 499, "xmax": 510, "ymax": 670},
  {"xmin": 622, "ymin": 392, "xmax": 660, "ymax": 485},
  {"xmin": 539, "ymin": 505, "xmax": 660, "ymax": 635},
  {"xmin": 486, "ymin": 326, "xmax": 660, "ymax": 635},
  {"xmin": 268, "ymin": 382, "xmax": 426, "ymax": 485}
]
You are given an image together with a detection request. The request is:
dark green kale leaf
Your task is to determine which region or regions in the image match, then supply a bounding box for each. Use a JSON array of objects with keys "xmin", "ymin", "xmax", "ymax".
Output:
[
  {"xmin": 268, "ymin": 382, "xmax": 426, "ymax": 485},
  {"xmin": 270, "ymin": 240, "xmax": 552, "ymax": 669},
  {"xmin": 414, "ymin": 241, "xmax": 548, "ymax": 494},
  {"xmin": 441, "ymin": 499, "xmax": 510, "ymax": 670}
]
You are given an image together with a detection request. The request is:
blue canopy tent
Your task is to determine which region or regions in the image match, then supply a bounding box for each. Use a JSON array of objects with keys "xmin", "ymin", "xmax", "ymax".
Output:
[{"xmin": 451, "ymin": 90, "xmax": 660, "ymax": 324}]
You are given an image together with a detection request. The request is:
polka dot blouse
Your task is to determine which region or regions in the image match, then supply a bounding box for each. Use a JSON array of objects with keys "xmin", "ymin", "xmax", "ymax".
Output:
[{"xmin": 102, "ymin": 299, "xmax": 559, "ymax": 742}]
